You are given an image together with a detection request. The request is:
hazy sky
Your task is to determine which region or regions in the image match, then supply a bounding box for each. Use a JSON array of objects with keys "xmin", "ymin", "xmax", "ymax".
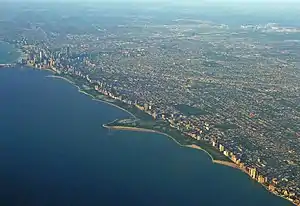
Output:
[
  {"xmin": 70, "ymin": 0, "xmax": 300, "ymax": 10},
  {"xmin": 130, "ymin": 0, "xmax": 300, "ymax": 6},
  {"xmin": 5, "ymin": 0, "xmax": 300, "ymax": 3},
  {"xmin": 2, "ymin": 0, "xmax": 300, "ymax": 11},
  {"xmin": 120, "ymin": 0, "xmax": 300, "ymax": 11}
]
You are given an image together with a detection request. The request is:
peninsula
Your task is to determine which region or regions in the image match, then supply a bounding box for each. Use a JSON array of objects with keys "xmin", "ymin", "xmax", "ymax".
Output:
[
  {"xmin": 48, "ymin": 72, "xmax": 230, "ymax": 162},
  {"xmin": 44, "ymin": 70, "xmax": 298, "ymax": 205},
  {"xmin": 3, "ymin": 3, "xmax": 300, "ymax": 204}
]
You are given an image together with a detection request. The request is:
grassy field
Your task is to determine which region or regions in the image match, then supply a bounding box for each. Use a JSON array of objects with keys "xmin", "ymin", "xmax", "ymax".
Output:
[{"xmin": 62, "ymin": 73, "xmax": 231, "ymax": 162}]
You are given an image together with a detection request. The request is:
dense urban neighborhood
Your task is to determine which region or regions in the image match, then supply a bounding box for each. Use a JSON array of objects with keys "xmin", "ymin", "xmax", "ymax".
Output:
[{"xmin": 1, "ymin": 2, "xmax": 300, "ymax": 205}]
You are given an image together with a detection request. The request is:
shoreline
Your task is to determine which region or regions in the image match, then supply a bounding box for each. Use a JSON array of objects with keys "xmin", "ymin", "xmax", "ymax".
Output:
[
  {"xmin": 27, "ymin": 68, "xmax": 299, "ymax": 206},
  {"xmin": 103, "ymin": 125, "xmax": 233, "ymax": 164},
  {"xmin": 103, "ymin": 124, "xmax": 188, "ymax": 148},
  {"xmin": 185, "ymin": 144, "xmax": 246, "ymax": 171},
  {"xmin": 102, "ymin": 125, "xmax": 261, "ymax": 178},
  {"xmin": 42, "ymin": 74, "xmax": 261, "ymax": 175},
  {"xmin": 103, "ymin": 124, "xmax": 297, "ymax": 206},
  {"xmin": 46, "ymin": 74, "xmax": 136, "ymax": 119},
  {"xmin": 103, "ymin": 124, "xmax": 236, "ymax": 166}
]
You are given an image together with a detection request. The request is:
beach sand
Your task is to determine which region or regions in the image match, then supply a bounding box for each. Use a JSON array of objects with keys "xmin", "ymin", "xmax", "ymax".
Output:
[{"xmin": 46, "ymin": 73, "xmax": 298, "ymax": 206}]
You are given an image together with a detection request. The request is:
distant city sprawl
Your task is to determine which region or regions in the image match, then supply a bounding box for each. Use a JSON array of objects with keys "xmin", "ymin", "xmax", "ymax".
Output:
[{"xmin": 1, "ymin": 2, "xmax": 300, "ymax": 205}]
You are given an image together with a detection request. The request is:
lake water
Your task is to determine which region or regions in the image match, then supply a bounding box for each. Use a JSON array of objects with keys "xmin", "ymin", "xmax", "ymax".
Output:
[
  {"xmin": 0, "ymin": 48, "xmax": 293, "ymax": 206},
  {"xmin": 0, "ymin": 41, "xmax": 19, "ymax": 64}
]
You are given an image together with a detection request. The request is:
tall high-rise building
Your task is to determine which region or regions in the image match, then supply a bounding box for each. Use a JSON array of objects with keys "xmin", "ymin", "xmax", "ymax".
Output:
[
  {"xmin": 258, "ymin": 175, "xmax": 265, "ymax": 183},
  {"xmin": 219, "ymin": 144, "xmax": 224, "ymax": 152},
  {"xmin": 39, "ymin": 51, "xmax": 43, "ymax": 61},
  {"xmin": 231, "ymin": 155, "xmax": 237, "ymax": 163},
  {"xmin": 66, "ymin": 46, "xmax": 70, "ymax": 57},
  {"xmin": 268, "ymin": 184, "xmax": 276, "ymax": 192},
  {"xmin": 250, "ymin": 168, "xmax": 257, "ymax": 179},
  {"xmin": 283, "ymin": 190, "xmax": 289, "ymax": 196}
]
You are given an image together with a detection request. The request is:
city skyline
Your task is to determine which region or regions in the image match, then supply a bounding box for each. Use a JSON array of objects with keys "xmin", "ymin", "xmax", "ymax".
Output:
[{"xmin": 0, "ymin": 1, "xmax": 300, "ymax": 205}]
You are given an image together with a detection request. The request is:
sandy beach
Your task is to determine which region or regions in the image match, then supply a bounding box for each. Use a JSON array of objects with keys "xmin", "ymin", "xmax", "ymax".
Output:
[
  {"xmin": 46, "ymin": 75, "xmax": 75, "ymax": 85},
  {"xmin": 104, "ymin": 125, "xmax": 191, "ymax": 148},
  {"xmin": 186, "ymin": 144, "xmax": 244, "ymax": 170},
  {"xmin": 103, "ymin": 125, "xmax": 239, "ymax": 168},
  {"xmin": 103, "ymin": 126, "xmax": 260, "ymax": 181},
  {"xmin": 185, "ymin": 144, "xmax": 214, "ymax": 161},
  {"xmin": 46, "ymin": 75, "xmax": 239, "ymax": 170},
  {"xmin": 47, "ymin": 73, "xmax": 298, "ymax": 206}
]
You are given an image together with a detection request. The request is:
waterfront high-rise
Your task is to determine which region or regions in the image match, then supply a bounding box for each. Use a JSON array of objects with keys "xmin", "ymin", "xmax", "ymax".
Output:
[
  {"xmin": 258, "ymin": 175, "xmax": 265, "ymax": 183},
  {"xmin": 250, "ymin": 168, "xmax": 257, "ymax": 179},
  {"xmin": 269, "ymin": 184, "xmax": 276, "ymax": 192},
  {"xmin": 39, "ymin": 51, "xmax": 43, "ymax": 61},
  {"xmin": 219, "ymin": 144, "xmax": 224, "ymax": 152},
  {"xmin": 231, "ymin": 155, "xmax": 237, "ymax": 163}
]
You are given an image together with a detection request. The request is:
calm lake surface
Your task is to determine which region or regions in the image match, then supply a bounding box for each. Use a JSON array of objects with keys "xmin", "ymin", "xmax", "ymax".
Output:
[
  {"xmin": 0, "ymin": 41, "xmax": 19, "ymax": 64},
  {"xmin": 0, "ymin": 45, "xmax": 293, "ymax": 206}
]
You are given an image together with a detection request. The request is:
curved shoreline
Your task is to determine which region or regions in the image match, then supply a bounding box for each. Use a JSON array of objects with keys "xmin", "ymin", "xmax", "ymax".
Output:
[
  {"xmin": 45, "ymin": 74, "xmax": 254, "ymax": 171},
  {"xmin": 46, "ymin": 75, "xmax": 136, "ymax": 119},
  {"xmin": 103, "ymin": 125, "xmax": 188, "ymax": 149},
  {"xmin": 45, "ymin": 72, "xmax": 298, "ymax": 206},
  {"xmin": 102, "ymin": 124, "xmax": 297, "ymax": 205},
  {"xmin": 103, "ymin": 124, "xmax": 238, "ymax": 168},
  {"xmin": 185, "ymin": 144, "xmax": 246, "ymax": 171}
]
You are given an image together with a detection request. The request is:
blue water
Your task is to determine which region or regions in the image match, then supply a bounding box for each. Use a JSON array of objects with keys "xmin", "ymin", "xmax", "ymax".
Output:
[
  {"xmin": 0, "ymin": 41, "xmax": 19, "ymax": 64},
  {"xmin": 0, "ymin": 67, "xmax": 293, "ymax": 206}
]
